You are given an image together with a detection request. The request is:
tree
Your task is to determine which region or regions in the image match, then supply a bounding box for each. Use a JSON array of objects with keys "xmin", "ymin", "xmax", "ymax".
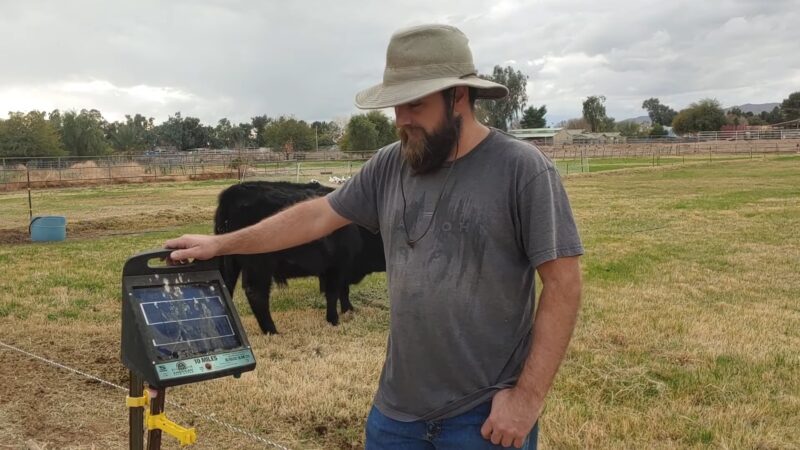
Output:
[
  {"xmin": 727, "ymin": 106, "xmax": 744, "ymax": 117},
  {"xmin": 601, "ymin": 116, "xmax": 616, "ymax": 132},
  {"xmin": 520, "ymin": 105, "xmax": 547, "ymax": 128},
  {"xmin": 214, "ymin": 118, "xmax": 236, "ymax": 149},
  {"xmin": 251, "ymin": 115, "xmax": 272, "ymax": 147},
  {"xmin": 780, "ymin": 91, "xmax": 800, "ymax": 121},
  {"xmin": 0, "ymin": 111, "xmax": 65, "ymax": 157},
  {"xmin": 181, "ymin": 116, "xmax": 213, "ymax": 150},
  {"xmin": 616, "ymin": 121, "xmax": 643, "ymax": 137},
  {"xmin": 310, "ymin": 121, "xmax": 343, "ymax": 147},
  {"xmin": 339, "ymin": 112, "xmax": 397, "ymax": 152},
  {"xmin": 641, "ymin": 98, "xmax": 678, "ymax": 126},
  {"xmin": 582, "ymin": 96, "xmax": 614, "ymax": 132},
  {"xmin": 237, "ymin": 122, "xmax": 256, "ymax": 148},
  {"xmin": 61, "ymin": 109, "xmax": 111, "ymax": 156},
  {"xmin": 106, "ymin": 114, "xmax": 156, "ymax": 153},
  {"xmin": 726, "ymin": 107, "xmax": 746, "ymax": 127},
  {"xmin": 759, "ymin": 106, "xmax": 784, "ymax": 125},
  {"xmin": 263, "ymin": 116, "xmax": 315, "ymax": 151},
  {"xmin": 155, "ymin": 112, "xmax": 185, "ymax": 150},
  {"xmin": 342, "ymin": 115, "xmax": 379, "ymax": 151},
  {"xmin": 155, "ymin": 112, "xmax": 212, "ymax": 150},
  {"xmin": 649, "ymin": 123, "xmax": 668, "ymax": 137},
  {"xmin": 745, "ymin": 113, "xmax": 767, "ymax": 126},
  {"xmin": 671, "ymin": 98, "xmax": 726, "ymax": 134},
  {"xmin": 366, "ymin": 111, "xmax": 396, "ymax": 146},
  {"xmin": 475, "ymin": 65, "xmax": 528, "ymax": 131},
  {"xmin": 48, "ymin": 109, "xmax": 63, "ymax": 137},
  {"xmin": 214, "ymin": 118, "xmax": 254, "ymax": 149},
  {"xmin": 558, "ymin": 117, "xmax": 589, "ymax": 130}
]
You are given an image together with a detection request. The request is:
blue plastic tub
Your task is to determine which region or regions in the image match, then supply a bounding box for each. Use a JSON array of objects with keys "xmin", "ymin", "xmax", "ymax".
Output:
[{"xmin": 29, "ymin": 216, "xmax": 67, "ymax": 242}]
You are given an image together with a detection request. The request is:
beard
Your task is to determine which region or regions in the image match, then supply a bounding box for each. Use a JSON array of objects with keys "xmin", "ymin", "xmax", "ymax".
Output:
[{"xmin": 399, "ymin": 113, "xmax": 462, "ymax": 175}]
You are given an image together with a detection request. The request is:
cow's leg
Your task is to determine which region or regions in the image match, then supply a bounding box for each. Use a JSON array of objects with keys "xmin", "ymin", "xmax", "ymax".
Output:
[
  {"xmin": 323, "ymin": 270, "xmax": 340, "ymax": 326},
  {"xmin": 340, "ymin": 284, "xmax": 354, "ymax": 314},
  {"xmin": 242, "ymin": 264, "xmax": 278, "ymax": 334}
]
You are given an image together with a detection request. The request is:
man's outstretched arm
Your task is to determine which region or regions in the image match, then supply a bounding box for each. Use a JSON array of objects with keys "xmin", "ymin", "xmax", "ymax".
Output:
[{"xmin": 165, "ymin": 196, "xmax": 351, "ymax": 262}]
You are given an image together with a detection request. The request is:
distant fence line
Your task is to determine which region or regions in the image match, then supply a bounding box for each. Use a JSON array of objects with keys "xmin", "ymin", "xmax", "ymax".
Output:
[
  {"xmin": 539, "ymin": 138, "xmax": 800, "ymax": 159},
  {"xmin": 521, "ymin": 128, "xmax": 800, "ymax": 146},
  {"xmin": 0, "ymin": 150, "xmax": 374, "ymax": 190},
  {"xmin": 616, "ymin": 129, "xmax": 800, "ymax": 144},
  {"xmin": 694, "ymin": 129, "xmax": 800, "ymax": 141},
  {"xmin": 2, "ymin": 148, "xmax": 375, "ymax": 167},
  {"xmin": 1, "ymin": 139, "xmax": 798, "ymax": 190}
]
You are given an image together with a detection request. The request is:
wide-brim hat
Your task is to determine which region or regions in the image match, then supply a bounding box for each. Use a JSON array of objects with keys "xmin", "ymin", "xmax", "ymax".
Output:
[{"xmin": 355, "ymin": 24, "xmax": 509, "ymax": 109}]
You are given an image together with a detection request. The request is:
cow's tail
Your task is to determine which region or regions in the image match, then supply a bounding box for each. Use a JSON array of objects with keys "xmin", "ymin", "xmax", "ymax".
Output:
[{"xmin": 219, "ymin": 255, "xmax": 241, "ymax": 298}]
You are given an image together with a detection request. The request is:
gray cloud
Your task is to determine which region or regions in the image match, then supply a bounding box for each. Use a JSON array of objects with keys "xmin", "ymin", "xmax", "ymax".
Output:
[{"xmin": 1, "ymin": 0, "xmax": 798, "ymax": 125}]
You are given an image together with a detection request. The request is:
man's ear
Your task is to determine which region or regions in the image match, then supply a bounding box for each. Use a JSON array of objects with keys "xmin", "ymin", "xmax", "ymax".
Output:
[{"xmin": 455, "ymin": 86, "xmax": 469, "ymax": 106}]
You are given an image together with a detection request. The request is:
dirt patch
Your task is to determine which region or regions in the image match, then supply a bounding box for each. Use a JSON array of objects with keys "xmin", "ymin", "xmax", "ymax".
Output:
[
  {"xmin": 0, "ymin": 342, "xmax": 128, "ymax": 449},
  {"xmin": 0, "ymin": 209, "xmax": 211, "ymax": 245}
]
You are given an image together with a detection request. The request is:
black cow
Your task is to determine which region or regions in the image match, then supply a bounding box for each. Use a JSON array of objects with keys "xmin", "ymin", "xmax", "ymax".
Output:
[{"xmin": 214, "ymin": 181, "xmax": 385, "ymax": 334}]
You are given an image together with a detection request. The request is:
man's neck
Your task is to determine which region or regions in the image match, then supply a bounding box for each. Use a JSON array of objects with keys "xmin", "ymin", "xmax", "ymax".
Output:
[{"xmin": 448, "ymin": 120, "xmax": 490, "ymax": 161}]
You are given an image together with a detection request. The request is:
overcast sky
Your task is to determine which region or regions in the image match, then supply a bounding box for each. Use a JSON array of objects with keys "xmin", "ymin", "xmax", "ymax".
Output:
[{"xmin": 1, "ymin": 0, "xmax": 798, "ymax": 126}]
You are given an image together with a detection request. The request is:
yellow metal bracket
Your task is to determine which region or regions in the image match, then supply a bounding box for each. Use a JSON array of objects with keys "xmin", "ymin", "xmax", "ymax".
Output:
[
  {"xmin": 126, "ymin": 394, "xmax": 149, "ymax": 408},
  {"xmin": 126, "ymin": 392, "xmax": 196, "ymax": 446},
  {"xmin": 145, "ymin": 412, "xmax": 197, "ymax": 446}
]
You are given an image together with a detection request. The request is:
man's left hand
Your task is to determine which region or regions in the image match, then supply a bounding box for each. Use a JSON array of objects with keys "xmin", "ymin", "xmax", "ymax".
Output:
[{"xmin": 480, "ymin": 388, "xmax": 542, "ymax": 448}]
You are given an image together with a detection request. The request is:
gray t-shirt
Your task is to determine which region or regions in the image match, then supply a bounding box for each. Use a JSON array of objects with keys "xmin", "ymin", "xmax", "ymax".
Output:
[{"xmin": 327, "ymin": 129, "xmax": 583, "ymax": 421}]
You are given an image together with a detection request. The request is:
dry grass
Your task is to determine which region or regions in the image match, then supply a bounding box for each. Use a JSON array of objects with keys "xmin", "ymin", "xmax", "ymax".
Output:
[{"xmin": 0, "ymin": 156, "xmax": 798, "ymax": 449}]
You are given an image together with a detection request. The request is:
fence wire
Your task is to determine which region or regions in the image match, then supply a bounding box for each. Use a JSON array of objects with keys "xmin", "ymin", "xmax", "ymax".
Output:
[{"xmin": 0, "ymin": 340, "xmax": 293, "ymax": 450}]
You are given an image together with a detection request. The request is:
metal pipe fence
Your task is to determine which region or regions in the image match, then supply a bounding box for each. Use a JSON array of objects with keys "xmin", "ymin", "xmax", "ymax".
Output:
[
  {"xmin": 613, "ymin": 129, "xmax": 800, "ymax": 144},
  {"xmin": 1, "ymin": 139, "xmax": 798, "ymax": 190},
  {"xmin": 539, "ymin": 139, "xmax": 800, "ymax": 160},
  {"xmin": 0, "ymin": 151, "xmax": 374, "ymax": 190}
]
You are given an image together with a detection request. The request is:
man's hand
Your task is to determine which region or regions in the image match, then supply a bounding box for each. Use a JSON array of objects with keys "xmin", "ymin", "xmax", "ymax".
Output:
[
  {"xmin": 480, "ymin": 388, "xmax": 542, "ymax": 448},
  {"xmin": 164, "ymin": 234, "xmax": 222, "ymax": 263}
]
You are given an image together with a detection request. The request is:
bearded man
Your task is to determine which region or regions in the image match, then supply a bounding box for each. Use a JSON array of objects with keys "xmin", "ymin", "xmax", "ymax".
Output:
[{"xmin": 166, "ymin": 24, "xmax": 583, "ymax": 450}]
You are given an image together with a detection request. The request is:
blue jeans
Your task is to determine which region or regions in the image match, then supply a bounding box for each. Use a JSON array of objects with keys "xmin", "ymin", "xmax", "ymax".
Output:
[{"xmin": 365, "ymin": 402, "xmax": 538, "ymax": 449}]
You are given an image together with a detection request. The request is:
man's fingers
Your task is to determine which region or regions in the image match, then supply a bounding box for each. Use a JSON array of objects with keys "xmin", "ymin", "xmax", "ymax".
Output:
[
  {"xmin": 480, "ymin": 419, "xmax": 492, "ymax": 440},
  {"xmin": 164, "ymin": 237, "xmax": 187, "ymax": 249},
  {"xmin": 165, "ymin": 236, "xmax": 197, "ymax": 261},
  {"xmin": 501, "ymin": 434, "xmax": 514, "ymax": 448},
  {"xmin": 169, "ymin": 248, "xmax": 193, "ymax": 261},
  {"xmin": 513, "ymin": 436, "xmax": 526, "ymax": 449},
  {"xmin": 490, "ymin": 430, "xmax": 503, "ymax": 446}
]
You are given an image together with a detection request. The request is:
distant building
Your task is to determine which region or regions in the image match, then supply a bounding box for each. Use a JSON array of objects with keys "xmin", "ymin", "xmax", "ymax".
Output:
[
  {"xmin": 553, "ymin": 129, "xmax": 627, "ymax": 145},
  {"xmin": 507, "ymin": 128, "xmax": 561, "ymax": 146},
  {"xmin": 553, "ymin": 129, "xmax": 585, "ymax": 145},
  {"xmin": 770, "ymin": 118, "xmax": 800, "ymax": 130}
]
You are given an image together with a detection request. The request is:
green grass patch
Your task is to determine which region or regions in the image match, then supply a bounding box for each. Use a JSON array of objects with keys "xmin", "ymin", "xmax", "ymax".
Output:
[
  {"xmin": 673, "ymin": 187, "xmax": 798, "ymax": 210},
  {"xmin": 0, "ymin": 300, "xmax": 27, "ymax": 318}
]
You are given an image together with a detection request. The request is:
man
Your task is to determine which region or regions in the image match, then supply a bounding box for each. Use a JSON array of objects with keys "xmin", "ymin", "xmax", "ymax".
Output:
[{"xmin": 166, "ymin": 24, "xmax": 583, "ymax": 449}]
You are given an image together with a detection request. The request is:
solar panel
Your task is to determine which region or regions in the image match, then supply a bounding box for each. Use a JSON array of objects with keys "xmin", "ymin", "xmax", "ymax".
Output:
[{"xmin": 133, "ymin": 283, "xmax": 241, "ymax": 357}]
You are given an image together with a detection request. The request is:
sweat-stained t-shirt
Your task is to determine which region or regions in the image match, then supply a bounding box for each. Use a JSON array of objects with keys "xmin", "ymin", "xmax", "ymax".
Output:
[{"xmin": 326, "ymin": 129, "xmax": 584, "ymax": 421}]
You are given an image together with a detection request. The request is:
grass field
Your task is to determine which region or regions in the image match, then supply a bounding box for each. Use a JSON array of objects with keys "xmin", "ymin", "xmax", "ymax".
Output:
[{"xmin": 0, "ymin": 156, "xmax": 798, "ymax": 449}]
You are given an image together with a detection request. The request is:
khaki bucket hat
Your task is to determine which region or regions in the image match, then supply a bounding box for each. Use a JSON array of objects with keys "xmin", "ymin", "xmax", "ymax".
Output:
[{"xmin": 355, "ymin": 24, "xmax": 509, "ymax": 109}]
